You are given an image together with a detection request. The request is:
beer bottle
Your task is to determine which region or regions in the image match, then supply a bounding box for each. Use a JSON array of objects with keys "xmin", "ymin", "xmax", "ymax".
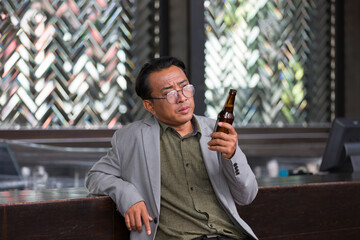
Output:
[{"xmin": 214, "ymin": 89, "xmax": 237, "ymax": 133}]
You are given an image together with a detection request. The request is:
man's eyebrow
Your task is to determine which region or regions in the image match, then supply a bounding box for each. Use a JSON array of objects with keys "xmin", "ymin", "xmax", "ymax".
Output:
[
  {"xmin": 160, "ymin": 85, "xmax": 174, "ymax": 93},
  {"xmin": 177, "ymin": 79, "xmax": 188, "ymax": 86},
  {"xmin": 160, "ymin": 79, "xmax": 188, "ymax": 93}
]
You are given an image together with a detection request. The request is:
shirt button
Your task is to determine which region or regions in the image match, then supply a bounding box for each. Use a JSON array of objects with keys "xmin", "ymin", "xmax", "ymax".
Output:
[
  {"xmin": 209, "ymin": 224, "xmax": 213, "ymax": 228},
  {"xmin": 190, "ymin": 187, "xmax": 194, "ymax": 191},
  {"xmin": 186, "ymin": 163, "xmax": 190, "ymax": 167}
]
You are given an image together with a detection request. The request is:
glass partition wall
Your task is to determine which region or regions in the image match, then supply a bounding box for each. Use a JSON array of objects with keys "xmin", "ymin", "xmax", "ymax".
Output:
[
  {"xmin": 0, "ymin": 0, "xmax": 158, "ymax": 128},
  {"xmin": 203, "ymin": 0, "xmax": 335, "ymax": 178},
  {"xmin": 204, "ymin": 0, "xmax": 334, "ymax": 127}
]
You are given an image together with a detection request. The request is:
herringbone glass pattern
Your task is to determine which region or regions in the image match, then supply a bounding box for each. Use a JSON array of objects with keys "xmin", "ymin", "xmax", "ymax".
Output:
[
  {"xmin": 204, "ymin": 0, "xmax": 334, "ymax": 126},
  {"xmin": 0, "ymin": 0, "xmax": 157, "ymax": 128}
]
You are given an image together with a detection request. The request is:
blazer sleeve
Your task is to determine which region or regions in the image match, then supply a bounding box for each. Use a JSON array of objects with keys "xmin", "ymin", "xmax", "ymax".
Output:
[
  {"xmin": 219, "ymin": 145, "xmax": 258, "ymax": 206},
  {"xmin": 85, "ymin": 131, "xmax": 144, "ymax": 216}
]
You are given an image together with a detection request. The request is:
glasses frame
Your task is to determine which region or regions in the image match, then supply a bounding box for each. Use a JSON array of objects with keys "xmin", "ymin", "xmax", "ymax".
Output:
[{"xmin": 145, "ymin": 84, "xmax": 195, "ymax": 104}]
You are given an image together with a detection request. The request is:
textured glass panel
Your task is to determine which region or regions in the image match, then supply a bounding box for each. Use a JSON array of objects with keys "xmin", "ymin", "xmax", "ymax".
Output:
[
  {"xmin": 204, "ymin": 0, "xmax": 334, "ymax": 127},
  {"xmin": 0, "ymin": 0, "xmax": 158, "ymax": 128}
]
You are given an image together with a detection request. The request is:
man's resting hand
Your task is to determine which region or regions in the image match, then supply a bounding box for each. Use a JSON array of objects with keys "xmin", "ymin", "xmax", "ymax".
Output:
[{"xmin": 124, "ymin": 201, "xmax": 153, "ymax": 235}]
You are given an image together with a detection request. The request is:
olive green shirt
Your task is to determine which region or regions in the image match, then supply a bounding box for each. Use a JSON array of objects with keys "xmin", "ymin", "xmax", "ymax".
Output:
[{"xmin": 155, "ymin": 117, "xmax": 245, "ymax": 240}]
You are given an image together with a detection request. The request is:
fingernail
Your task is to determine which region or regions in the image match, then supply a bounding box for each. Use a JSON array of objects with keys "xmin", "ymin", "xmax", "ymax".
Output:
[{"xmin": 147, "ymin": 230, "xmax": 151, "ymax": 235}]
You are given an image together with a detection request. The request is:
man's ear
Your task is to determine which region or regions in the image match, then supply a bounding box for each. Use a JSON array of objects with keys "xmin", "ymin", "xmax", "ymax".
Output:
[{"xmin": 143, "ymin": 100, "xmax": 156, "ymax": 115}]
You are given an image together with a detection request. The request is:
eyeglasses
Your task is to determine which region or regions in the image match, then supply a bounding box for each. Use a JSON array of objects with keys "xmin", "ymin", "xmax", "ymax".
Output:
[{"xmin": 146, "ymin": 84, "xmax": 195, "ymax": 104}]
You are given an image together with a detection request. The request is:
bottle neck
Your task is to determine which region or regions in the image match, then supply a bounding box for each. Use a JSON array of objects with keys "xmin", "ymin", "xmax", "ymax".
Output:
[{"xmin": 223, "ymin": 92, "xmax": 236, "ymax": 111}]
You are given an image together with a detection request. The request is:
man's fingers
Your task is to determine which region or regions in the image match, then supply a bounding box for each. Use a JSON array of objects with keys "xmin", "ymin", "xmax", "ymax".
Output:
[
  {"xmin": 130, "ymin": 213, "xmax": 136, "ymax": 231},
  {"xmin": 208, "ymin": 137, "xmax": 227, "ymax": 146},
  {"xmin": 125, "ymin": 211, "xmax": 136, "ymax": 231},
  {"xmin": 217, "ymin": 122, "xmax": 237, "ymax": 134},
  {"xmin": 143, "ymin": 212, "xmax": 153, "ymax": 235},
  {"xmin": 211, "ymin": 125, "xmax": 237, "ymax": 141},
  {"xmin": 135, "ymin": 212, "xmax": 143, "ymax": 232},
  {"xmin": 124, "ymin": 214, "xmax": 131, "ymax": 231}
]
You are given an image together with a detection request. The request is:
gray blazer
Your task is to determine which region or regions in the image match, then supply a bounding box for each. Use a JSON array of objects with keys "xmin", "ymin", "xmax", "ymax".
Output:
[{"xmin": 86, "ymin": 115, "xmax": 258, "ymax": 240}]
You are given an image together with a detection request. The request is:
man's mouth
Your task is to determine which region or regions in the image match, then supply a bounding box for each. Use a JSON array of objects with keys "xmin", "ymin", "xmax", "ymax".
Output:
[{"xmin": 177, "ymin": 105, "xmax": 190, "ymax": 114}]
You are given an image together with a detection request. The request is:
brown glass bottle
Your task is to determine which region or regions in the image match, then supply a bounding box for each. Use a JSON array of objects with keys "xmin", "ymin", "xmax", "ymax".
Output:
[{"xmin": 214, "ymin": 89, "xmax": 237, "ymax": 133}]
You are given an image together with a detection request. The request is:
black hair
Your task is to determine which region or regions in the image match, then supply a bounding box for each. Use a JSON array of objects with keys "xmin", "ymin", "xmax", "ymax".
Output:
[{"xmin": 135, "ymin": 56, "xmax": 187, "ymax": 99}]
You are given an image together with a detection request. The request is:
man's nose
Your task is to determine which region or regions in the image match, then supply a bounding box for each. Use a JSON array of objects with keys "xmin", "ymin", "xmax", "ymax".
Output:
[{"xmin": 177, "ymin": 89, "xmax": 187, "ymax": 103}]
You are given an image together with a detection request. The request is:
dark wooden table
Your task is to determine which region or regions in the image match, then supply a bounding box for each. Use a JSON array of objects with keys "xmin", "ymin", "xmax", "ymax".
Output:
[{"xmin": 1, "ymin": 173, "xmax": 360, "ymax": 240}]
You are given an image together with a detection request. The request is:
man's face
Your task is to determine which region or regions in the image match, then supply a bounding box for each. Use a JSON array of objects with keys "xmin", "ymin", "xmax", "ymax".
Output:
[{"xmin": 143, "ymin": 65, "xmax": 195, "ymax": 129}]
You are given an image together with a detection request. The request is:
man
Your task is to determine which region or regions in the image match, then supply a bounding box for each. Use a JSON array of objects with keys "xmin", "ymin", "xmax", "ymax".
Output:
[{"xmin": 86, "ymin": 56, "xmax": 258, "ymax": 240}]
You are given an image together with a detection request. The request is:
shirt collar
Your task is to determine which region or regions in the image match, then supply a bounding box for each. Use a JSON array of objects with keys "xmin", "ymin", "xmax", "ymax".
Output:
[{"xmin": 157, "ymin": 116, "xmax": 201, "ymax": 137}]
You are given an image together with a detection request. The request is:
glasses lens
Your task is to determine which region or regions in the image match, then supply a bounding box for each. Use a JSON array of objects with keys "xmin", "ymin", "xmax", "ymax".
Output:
[
  {"xmin": 166, "ymin": 91, "xmax": 179, "ymax": 104},
  {"xmin": 182, "ymin": 84, "xmax": 195, "ymax": 98},
  {"xmin": 165, "ymin": 85, "xmax": 195, "ymax": 104}
]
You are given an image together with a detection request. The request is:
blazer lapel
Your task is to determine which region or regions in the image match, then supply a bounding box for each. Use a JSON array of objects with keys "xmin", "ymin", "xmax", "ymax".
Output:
[
  {"xmin": 198, "ymin": 118, "xmax": 222, "ymax": 187},
  {"xmin": 198, "ymin": 116, "xmax": 228, "ymax": 204},
  {"xmin": 142, "ymin": 116, "xmax": 161, "ymax": 213}
]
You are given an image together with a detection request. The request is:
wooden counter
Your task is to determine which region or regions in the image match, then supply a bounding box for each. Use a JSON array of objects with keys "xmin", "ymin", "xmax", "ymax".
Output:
[
  {"xmin": 0, "ymin": 188, "xmax": 128, "ymax": 240},
  {"xmin": 239, "ymin": 173, "xmax": 360, "ymax": 240},
  {"xmin": 1, "ymin": 173, "xmax": 360, "ymax": 240}
]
